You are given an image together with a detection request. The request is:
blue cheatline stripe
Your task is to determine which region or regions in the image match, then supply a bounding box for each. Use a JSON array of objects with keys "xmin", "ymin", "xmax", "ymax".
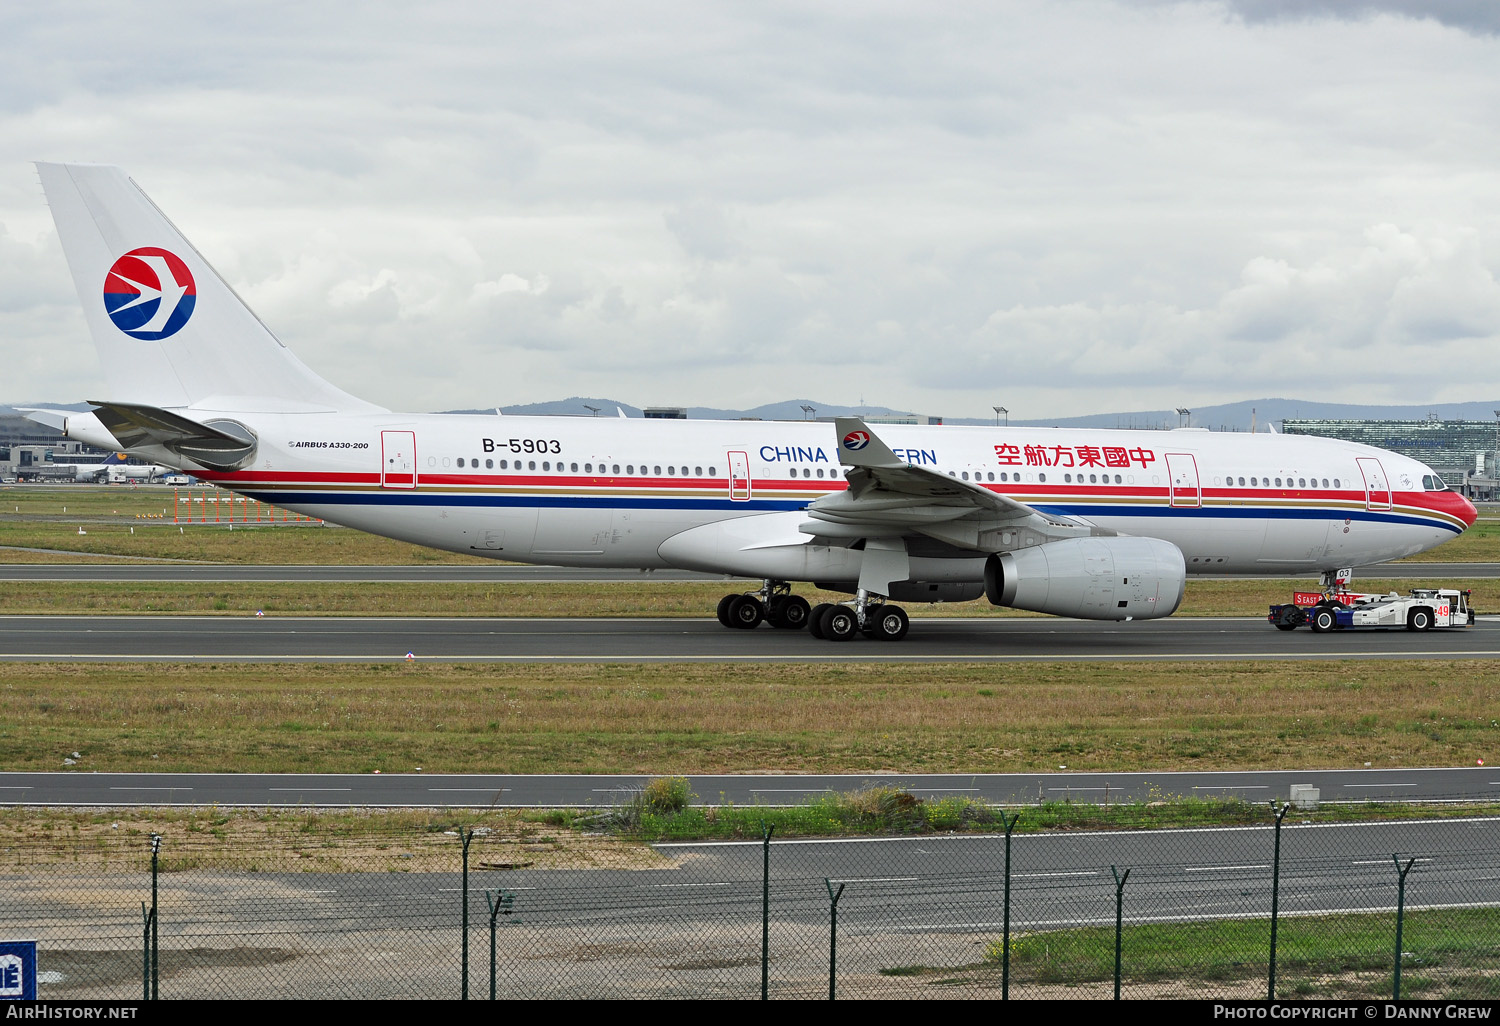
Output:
[{"xmin": 241, "ymin": 489, "xmax": 1462, "ymax": 533}]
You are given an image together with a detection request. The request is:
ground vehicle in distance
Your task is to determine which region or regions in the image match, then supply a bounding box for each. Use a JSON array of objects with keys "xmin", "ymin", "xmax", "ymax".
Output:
[{"xmin": 1269, "ymin": 587, "xmax": 1473, "ymax": 633}]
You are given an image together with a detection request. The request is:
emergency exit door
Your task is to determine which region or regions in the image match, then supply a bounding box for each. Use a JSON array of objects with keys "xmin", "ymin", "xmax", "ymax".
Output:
[
  {"xmin": 381, "ymin": 431, "xmax": 416, "ymax": 489},
  {"xmin": 1165, "ymin": 453, "xmax": 1201, "ymax": 507},
  {"xmin": 1357, "ymin": 457, "xmax": 1390, "ymax": 510},
  {"xmin": 728, "ymin": 451, "xmax": 751, "ymax": 501}
]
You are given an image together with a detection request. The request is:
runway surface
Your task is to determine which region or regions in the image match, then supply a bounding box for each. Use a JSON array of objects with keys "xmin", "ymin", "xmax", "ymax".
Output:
[
  {"xmin": 0, "ymin": 561, "xmax": 1492, "ymax": 581},
  {"xmin": 4, "ymin": 767, "xmax": 1497, "ymax": 807},
  {"xmin": 3, "ymin": 613, "xmax": 1499, "ymax": 662}
]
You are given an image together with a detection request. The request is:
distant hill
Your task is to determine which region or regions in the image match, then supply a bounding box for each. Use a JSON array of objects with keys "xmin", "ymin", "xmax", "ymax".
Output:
[
  {"xmin": 446, "ymin": 396, "xmax": 1500, "ymax": 431},
  {"xmin": 443, "ymin": 397, "xmax": 916, "ymax": 421}
]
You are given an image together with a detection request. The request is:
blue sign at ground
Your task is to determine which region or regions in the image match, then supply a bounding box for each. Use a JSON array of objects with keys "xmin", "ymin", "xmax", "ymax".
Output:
[{"xmin": 0, "ymin": 940, "xmax": 37, "ymax": 1000}]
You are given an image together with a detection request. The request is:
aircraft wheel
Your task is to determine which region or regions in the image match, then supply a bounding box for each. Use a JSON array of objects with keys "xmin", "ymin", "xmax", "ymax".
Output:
[
  {"xmin": 727, "ymin": 595, "xmax": 765, "ymax": 629},
  {"xmin": 860, "ymin": 604, "xmax": 884, "ymax": 636},
  {"xmin": 1309, "ymin": 607, "xmax": 1337, "ymax": 634},
  {"xmin": 716, "ymin": 594, "xmax": 738, "ymax": 628},
  {"xmin": 1407, "ymin": 607, "xmax": 1433, "ymax": 632},
  {"xmin": 871, "ymin": 605, "xmax": 910, "ymax": 641},
  {"xmin": 807, "ymin": 603, "xmax": 832, "ymax": 639},
  {"xmin": 820, "ymin": 605, "xmax": 859, "ymax": 641},
  {"xmin": 770, "ymin": 595, "xmax": 811, "ymax": 630}
]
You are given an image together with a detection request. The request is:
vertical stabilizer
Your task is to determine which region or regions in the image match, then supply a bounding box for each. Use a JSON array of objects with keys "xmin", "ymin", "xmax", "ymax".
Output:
[{"xmin": 36, "ymin": 163, "xmax": 382, "ymax": 414}]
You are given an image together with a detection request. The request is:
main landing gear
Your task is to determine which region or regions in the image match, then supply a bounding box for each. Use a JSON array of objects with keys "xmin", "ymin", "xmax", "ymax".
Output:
[
  {"xmin": 715, "ymin": 582, "xmax": 910, "ymax": 641},
  {"xmin": 716, "ymin": 581, "xmax": 812, "ymax": 630}
]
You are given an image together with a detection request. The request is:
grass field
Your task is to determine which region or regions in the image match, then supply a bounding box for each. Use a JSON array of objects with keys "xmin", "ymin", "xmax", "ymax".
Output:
[
  {"xmin": 890, "ymin": 908, "xmax": 1500, "ymax": 999},
  {"xmin": 5, "ymin": 659, "xmax": 1497, "ymax": 775},
  {"xmin": 4, "ymin": 486, "xmax": 1498, "ymax": 783}
]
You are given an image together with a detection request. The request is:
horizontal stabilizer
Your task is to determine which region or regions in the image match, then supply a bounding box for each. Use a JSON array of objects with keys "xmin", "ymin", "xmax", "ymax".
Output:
[
  {"xmin": 16, "ymin": 407, "xmax": 69, "ymax": 432},
  {"xmin": 88, "ymin": 400, "xmax": 257, "ymax": 471}
]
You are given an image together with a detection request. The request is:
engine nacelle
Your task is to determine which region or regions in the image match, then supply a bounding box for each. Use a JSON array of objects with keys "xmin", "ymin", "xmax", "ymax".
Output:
[{"xmin": 984, "ymin": 536, "xmax": 1185, "ymax": 621}]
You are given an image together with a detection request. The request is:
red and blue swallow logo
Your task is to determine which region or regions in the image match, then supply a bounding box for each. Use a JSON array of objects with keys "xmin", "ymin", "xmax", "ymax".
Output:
[
  {"xmin": 102, "ymin": 248, "xmax": 196, "ymax": 340},
  {"xmin": 842, "ymin": 431, "xmax": 870, "ymax": 451}
]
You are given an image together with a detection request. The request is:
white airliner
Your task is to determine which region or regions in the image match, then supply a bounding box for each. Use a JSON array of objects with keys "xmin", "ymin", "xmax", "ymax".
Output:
[
  {"xmin": 45, "ymin": 453, "xmax": 170, "ymax": 483},
  {"xmin": 26, "ymin": 164, "xmax": 1477, "ymax": 641}
]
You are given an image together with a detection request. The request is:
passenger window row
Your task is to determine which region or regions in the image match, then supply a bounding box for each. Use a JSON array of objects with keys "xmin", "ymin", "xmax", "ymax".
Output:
[{"xmin": 445, "ymin": 459, "xmax": 716, "ymax": 477}]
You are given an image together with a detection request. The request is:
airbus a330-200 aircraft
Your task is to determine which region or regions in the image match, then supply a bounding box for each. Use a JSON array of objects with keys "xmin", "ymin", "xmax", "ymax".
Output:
[{"xmin": 26, "ymin": 163, "xmax": 1478, "ymax": 642}]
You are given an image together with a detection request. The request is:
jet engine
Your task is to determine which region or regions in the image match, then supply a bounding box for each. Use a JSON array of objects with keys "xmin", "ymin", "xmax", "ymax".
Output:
[{"xmin": 983, "ymin": 536, "xmax": 1185, "ymax": 620}]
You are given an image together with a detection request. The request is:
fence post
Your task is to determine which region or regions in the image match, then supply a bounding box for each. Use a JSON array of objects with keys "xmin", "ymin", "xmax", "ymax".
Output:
[
  {"xmin": 461, "ymin": 828, "xmax": 474, "ymax": 1000},
  {"xmin": 824, "ymin": 878, "xmax": 845, "ymax": 1000},
  {"xmin": 761, "ymin": 820, "xmax": 774, "ymax": 1000},
  {"xmin": 1392, "ymin": 855, "xmax": 1416, "ymax": 1000},
  {"xmin": 1111, "ymin": 865, "xmax": 1130, "ymax": 1001},
  {"xmin": 1268, "ymin": 801, "xmax": 1289, "ymax": 1000},
  {"xmin": 485, "ymin": 889, "xmax": 515, "ymax": 1001},
  {"xmin": 149, "ymin": 834, "xmax": 160, "ymax": 1000},
  {"xmin": 1001, "ymin": 811, "xmax": 1020, "ymax": 1000},
  {"xmin": 139, "ymin": 903, "xmax": 153, "ymax": 1001}
]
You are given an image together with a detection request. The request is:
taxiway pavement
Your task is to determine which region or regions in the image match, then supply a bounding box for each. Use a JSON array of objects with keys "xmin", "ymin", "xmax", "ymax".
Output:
[{"xmin": 3, "ymin": 613, "xmax": 1499, "ymax": 662}]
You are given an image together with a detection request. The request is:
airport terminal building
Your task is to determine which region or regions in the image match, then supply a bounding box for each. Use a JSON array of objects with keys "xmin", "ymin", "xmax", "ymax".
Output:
[{"xmin": 1282, "ymin": 418, "xmax": 1500, "ymax": 499}]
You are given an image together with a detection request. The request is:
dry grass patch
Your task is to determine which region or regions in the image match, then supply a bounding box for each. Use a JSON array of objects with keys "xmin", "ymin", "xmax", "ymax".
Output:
[
  {"xmin": 0, "ymin": 521, "xmax": 489, "ymax": 565},
  {"xmin": 4, "ymin": 659, "xmax": 1498, "ymax": 774},
  {"xmin": 0, "ymin": 806, "xmax": 670, "ymax": 872}
]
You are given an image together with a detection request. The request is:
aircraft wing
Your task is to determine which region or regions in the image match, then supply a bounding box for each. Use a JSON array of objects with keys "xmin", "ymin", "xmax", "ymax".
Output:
[{"xmin": 803, "ymin": 418, "xmax": 1091, "ymax": 550}]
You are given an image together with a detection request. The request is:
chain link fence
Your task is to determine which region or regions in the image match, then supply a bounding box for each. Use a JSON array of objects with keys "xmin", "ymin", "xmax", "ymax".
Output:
[{"xmin": 5, "ymin": 806, "xmax": 1500, "ymax": 1000}]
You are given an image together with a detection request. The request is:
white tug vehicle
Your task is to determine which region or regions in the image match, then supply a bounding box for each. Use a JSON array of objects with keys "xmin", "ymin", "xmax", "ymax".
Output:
[{"xmin": 1269, "ymin": 571, "xmax": 1474, "ymax": 633}]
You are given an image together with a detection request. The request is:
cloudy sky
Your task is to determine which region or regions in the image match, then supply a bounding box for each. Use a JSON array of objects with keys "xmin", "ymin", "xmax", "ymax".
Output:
[{"xmin": 3, "ymin": 1, "xmax": 1499, "ymax": 420}]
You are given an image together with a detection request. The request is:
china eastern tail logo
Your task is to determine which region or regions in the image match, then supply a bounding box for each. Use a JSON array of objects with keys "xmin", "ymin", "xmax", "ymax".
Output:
[
  {"xmin": 842, "ymin": 431, "xmax": 870, "ymax": 451},
  {"xmin": 103, "ymin": 248, "xmax": 196, "ymax": 340}
]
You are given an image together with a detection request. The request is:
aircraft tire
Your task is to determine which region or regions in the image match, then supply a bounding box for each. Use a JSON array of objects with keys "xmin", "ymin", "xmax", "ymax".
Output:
[
  {"xmin": 820, "ymin": 605, "xmax": 859, "ymax": 641},
  {"xmin": 770, "ymin": 595, "xmax": 811, "ymax": 630},
  {"xmin": 807, "ymin": 603, "xmax": 831, "ymax": 639},
  {"xmin": 871, "ymin": 605, "xmax": 909, "ymax": 641},
  {"xmin": 1309, "ymin": 607, "xmax": 1337, "ymax": 634},
  {"xmin": 716, "ymin": 594, "xmax": 738, "ymax": 628},
  {"xmin": 727, "ymin": 595, "xmax": 765, "ymax": 629}
]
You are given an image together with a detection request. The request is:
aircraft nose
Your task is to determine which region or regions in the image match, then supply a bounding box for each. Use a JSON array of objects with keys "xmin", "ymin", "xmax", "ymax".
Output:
[
  {"xmin": 1431, "ymin": 489, "xmax": 1480, "ymax": 528},
  {"xmin": 1458, "ymin": 492, "xmax": 1479, "ymax": 527}
]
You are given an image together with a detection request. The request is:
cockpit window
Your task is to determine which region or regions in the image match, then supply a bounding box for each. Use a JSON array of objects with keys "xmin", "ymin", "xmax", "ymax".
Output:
[{"xmin": 1424, "ymin": 474, "xmax": 1449, "ymax": 491}]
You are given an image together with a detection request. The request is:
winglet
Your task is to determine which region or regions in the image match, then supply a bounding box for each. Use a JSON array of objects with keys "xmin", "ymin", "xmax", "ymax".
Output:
[{"xmin": 832, "ymin": 417, "xmax": 906, "ymax": 468}]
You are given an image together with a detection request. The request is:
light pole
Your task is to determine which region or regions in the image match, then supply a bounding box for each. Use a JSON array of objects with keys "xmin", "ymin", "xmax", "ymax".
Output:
[
  {"xmin": 993, "ymin": 406, "xmax": 1007, "ymax": 427},
  {"xmin": 583, "ymin": 405, "xmax": 600, "ymax": 418},
  {"xmin": 1175, "ymin": 407, "xmax": 1191, "ymax": 429},
  {"xmin": 800, "ymin": 405, "xmax": 817, "ymax": 421}
]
